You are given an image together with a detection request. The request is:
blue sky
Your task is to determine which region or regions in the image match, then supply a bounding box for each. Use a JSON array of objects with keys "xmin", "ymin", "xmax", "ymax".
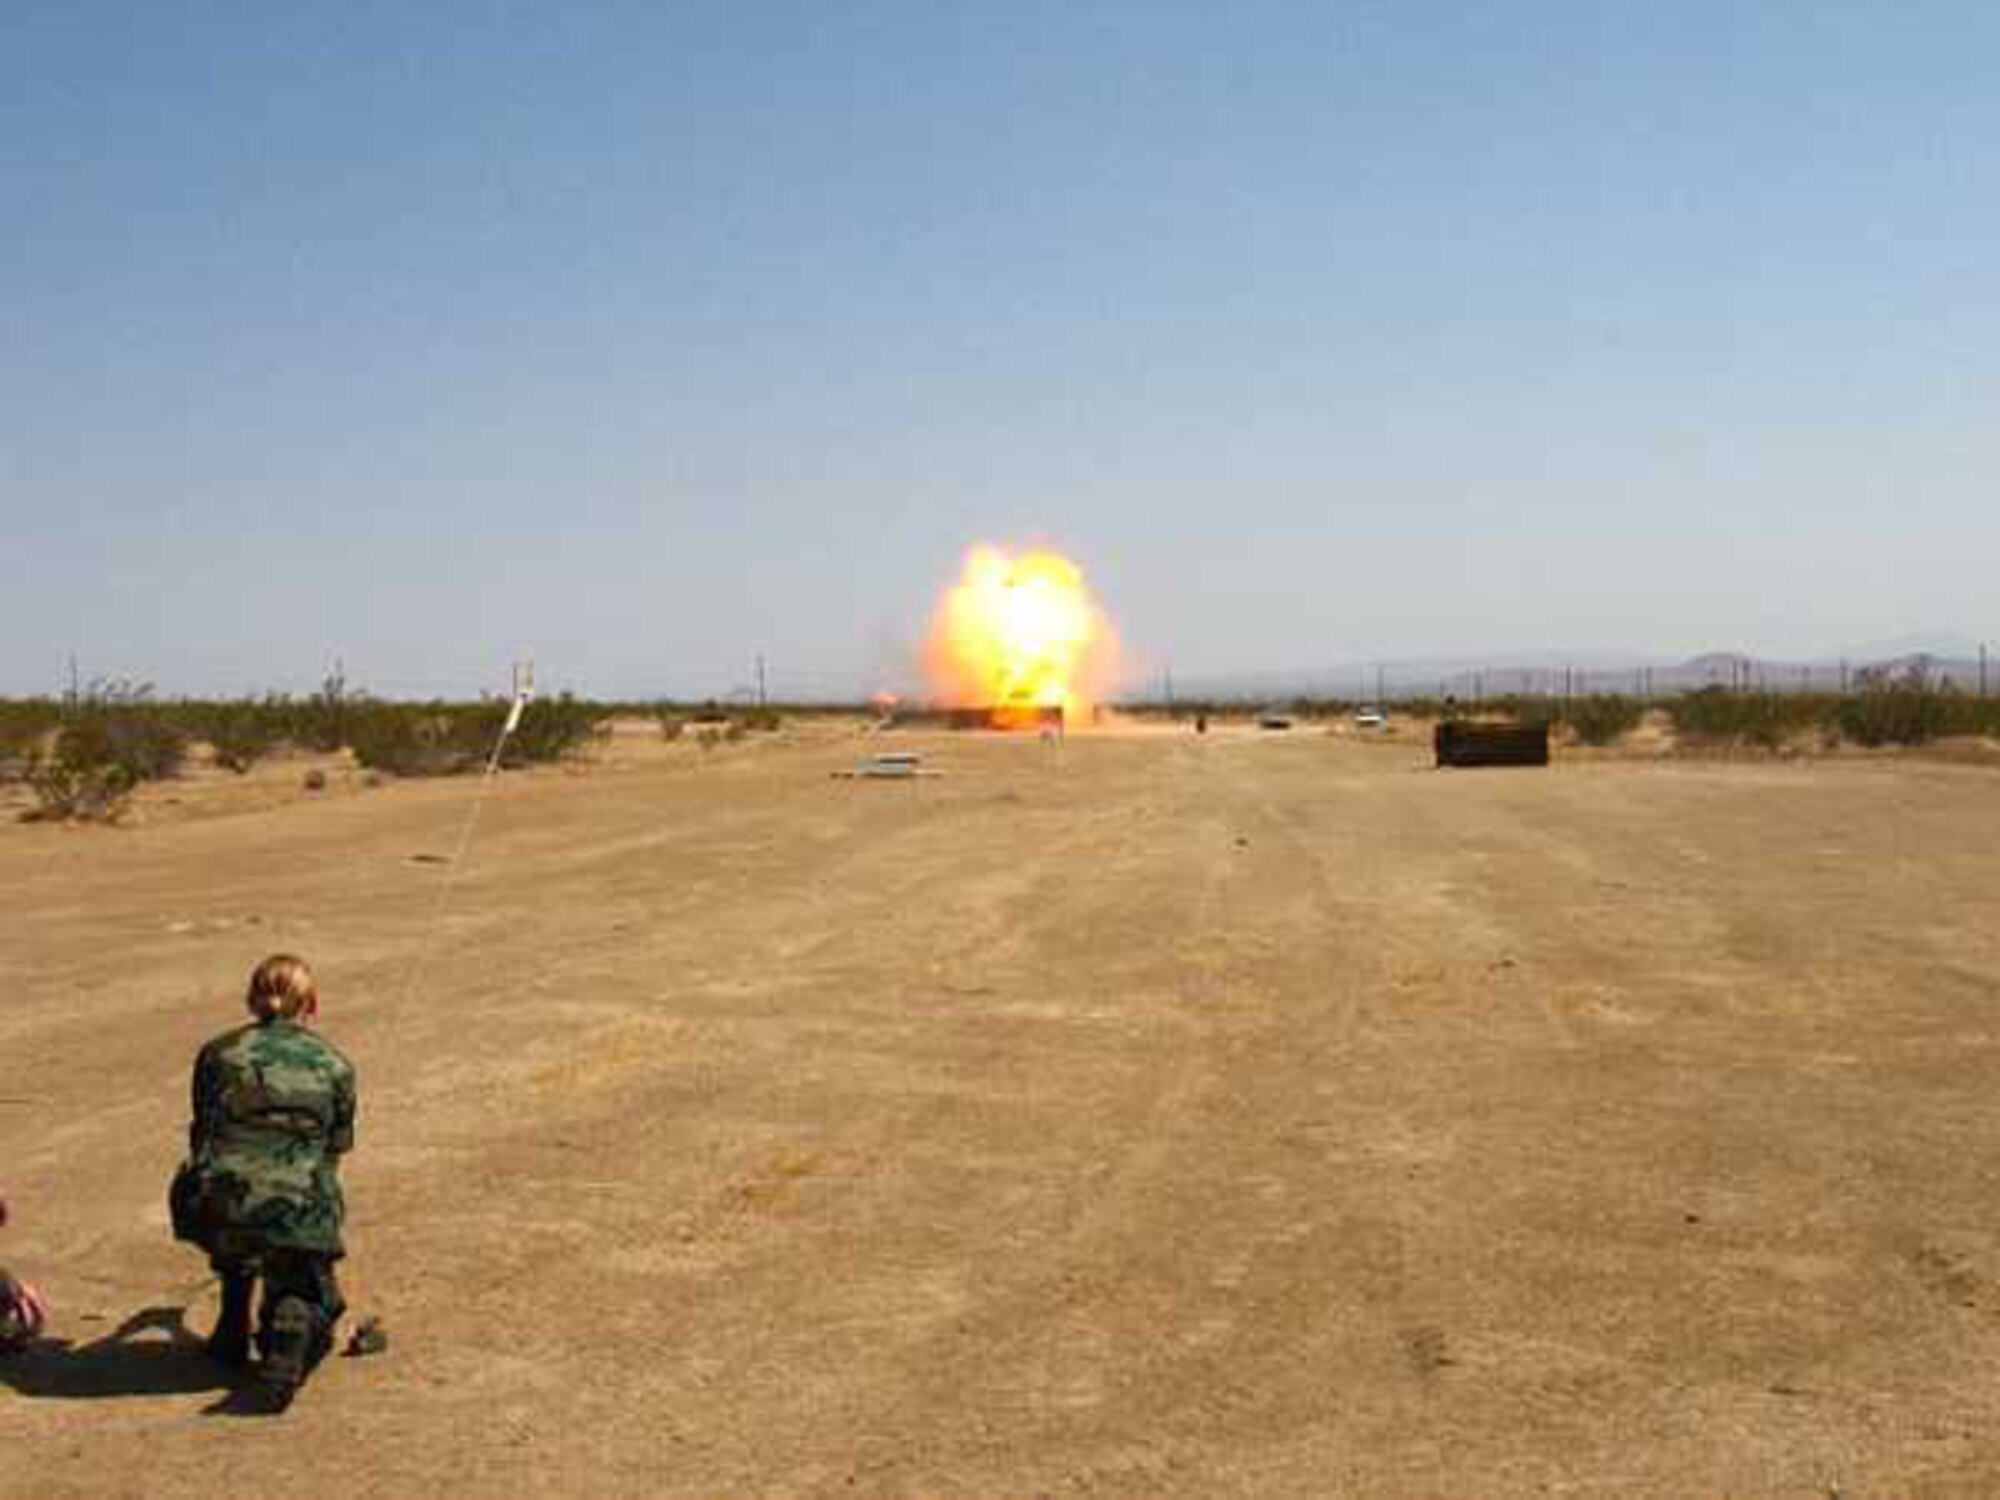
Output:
[{"xmin": 3, "ymin": 3, "xmax": 1994, "ymax": 698}]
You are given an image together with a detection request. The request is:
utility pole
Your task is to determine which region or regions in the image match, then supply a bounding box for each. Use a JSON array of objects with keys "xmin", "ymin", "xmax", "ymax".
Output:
[
  {"xmin": 1982, "ymin": 642, "xmax": 1989, "ymax": 698},
  {"xmin": 1164, "ymin": 665, "xmax": 1174, "ymax": 716},
  {"xmin": 756, "ymin": 653, "xmax": 768, "ymax": 708},
  {"xmin": 66, "ymin": 653, "xmax": 79, "ymax": 712},
  {"xmin": 1375, "ymin": 663, "xmax": 1385, "ymax": 706}
]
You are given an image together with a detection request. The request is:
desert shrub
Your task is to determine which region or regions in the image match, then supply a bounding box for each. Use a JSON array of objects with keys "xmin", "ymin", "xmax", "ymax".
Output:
[
  {"xmin": 185, "ymin": 697, "xmax": 292, "ymax": 773},
  {"xmin": 1941, "ymin": 694, "xmax": 2000, "ymax": 737},
  {"xmin": 723, "ymin": 719, "xmax": 749, "ymax": 743},
  {"xmin": 1667, "ymin": 688, "xmax": 1824, "ymax": 749},
  {"xmin": 657, "ymin": 711, "xmax": 686, "ymax": 742},
  {"xmin": 1561, "ymin": 694, "xmax": 1644, "ymax": 746},
  {"xmin": 345, "ymin": 702, "xmax": 494, "ymax": 777},
  {"xmin": 734, "ymin": 706, "xmax": 783, "ymax": 733},
  {"xmin": 1488, "ymin": 694, "xmax": 1557, "ymax": 729},
  {"xmin": 290, "ymin": 673, "xmax": 353, "ymax": 753},
  {"xmin": 0, "ymin": 700, "xmax": 63, "ymax": 781},
  {"xmin": 24, "ymin": 753, "xmax": 139, "ymax": 822},
  {"xmin": 499, "ymin": 694, "xmax": 608, "ymax": 767},
  {"xmin": 1832, "ymin": 679, "xmax": 1951, "ymax": 747},
  {"xmin": 59, "ymin": 686, "xmax": 187, "ymax": 780},
  {"xmin": 345, "ymin": 695, "xmax": 606, "ymax": 776},
  {"xmin": 21, "ymin": 683, "xmax": 187, "ymax": 821}
]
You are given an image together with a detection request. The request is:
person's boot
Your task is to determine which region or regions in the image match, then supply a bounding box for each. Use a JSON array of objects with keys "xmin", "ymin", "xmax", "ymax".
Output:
[
  {"xmin": 206, "ymin": 1272, "xmax": 254, "ymax": 1369},
  {"xmin": 252, "ymin": 1296, "xmax": 314, "ymax": 1413}
]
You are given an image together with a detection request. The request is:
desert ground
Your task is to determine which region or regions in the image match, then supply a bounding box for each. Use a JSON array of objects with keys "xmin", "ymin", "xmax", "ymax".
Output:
[{"xmin": 3, "ymin": 719, "xmax": 1998, "ymax": 1496}]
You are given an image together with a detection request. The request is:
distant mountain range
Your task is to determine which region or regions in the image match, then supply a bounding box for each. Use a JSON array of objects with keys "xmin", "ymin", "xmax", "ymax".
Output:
[{"xmin": 1133, "ymin": 638, "xmax": 1994, "ymax": 704}]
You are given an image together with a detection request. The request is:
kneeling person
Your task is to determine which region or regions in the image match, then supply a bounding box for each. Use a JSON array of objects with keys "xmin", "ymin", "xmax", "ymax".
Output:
[
  {"xmin": 171, "ymin": 954, "xmax": 356, "ymax": 1410},
  {"xmin": 0, "ymin": 1197, "xmax": 49, "ymax": 1353}
]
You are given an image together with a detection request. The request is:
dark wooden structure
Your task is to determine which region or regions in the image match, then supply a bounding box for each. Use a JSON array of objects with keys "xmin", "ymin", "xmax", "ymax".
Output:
[
  {"xmin": 946, "ymin": 704, "xmax": 1064, "ymax": 732},
  {"xmin": 888, "ymin": 704, "xmax": 1066, "ymax": 732},
  {"xmin": 1434, "ymin": 720, "xmax": 1549, "ymax": 768}
]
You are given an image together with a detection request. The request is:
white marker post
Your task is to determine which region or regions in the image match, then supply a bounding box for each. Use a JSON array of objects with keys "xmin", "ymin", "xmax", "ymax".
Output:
[{"xmin": 504, "ymin": 661, "xmax": 536, "ymax": 737}]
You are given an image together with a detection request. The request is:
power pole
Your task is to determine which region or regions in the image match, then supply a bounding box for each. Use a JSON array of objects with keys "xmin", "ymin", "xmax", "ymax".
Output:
[
  {"xmin": 756, "ymin": 654, "xmax": 768, "ymax": 708},
  {"xmin": 1982, "ymin": 642, "xmax": 1989, "ymax": 697},
  {"xmin": 66, "ymin": 653, "xmax": 79, "ymax": 711},
  {"xmin": 1375, "ymin": 663, "xmax": 1385, "ymax": 705}
]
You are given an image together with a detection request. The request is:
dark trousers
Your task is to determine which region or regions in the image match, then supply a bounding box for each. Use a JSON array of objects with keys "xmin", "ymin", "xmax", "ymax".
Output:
[{"xmin": 213, "ymin": 1251, "xmax": 345, "ymax": 1376}]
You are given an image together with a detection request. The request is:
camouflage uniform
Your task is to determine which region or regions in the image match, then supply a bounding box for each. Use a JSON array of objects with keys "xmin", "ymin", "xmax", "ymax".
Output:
[{"xmin": 170, "ymin": 1019, "xmax": 356, "ymax": 1390}]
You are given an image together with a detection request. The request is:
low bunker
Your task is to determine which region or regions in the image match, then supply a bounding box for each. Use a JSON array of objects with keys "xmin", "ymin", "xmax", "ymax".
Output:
[{"xmin": 1435, "ymin": 720, "xmax": 1550, "ymax": 768}]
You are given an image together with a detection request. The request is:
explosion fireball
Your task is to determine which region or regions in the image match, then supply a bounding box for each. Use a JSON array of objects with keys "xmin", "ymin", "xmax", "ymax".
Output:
[{"xmin": 925, "ymin": 545, "xmax": 1117, "ymax": 726}]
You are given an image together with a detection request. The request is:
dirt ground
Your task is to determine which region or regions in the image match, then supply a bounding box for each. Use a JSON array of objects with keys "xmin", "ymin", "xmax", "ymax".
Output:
[{"xmin": 4, "ymin": 720, "xmax": 1999, "ymax": 1496}]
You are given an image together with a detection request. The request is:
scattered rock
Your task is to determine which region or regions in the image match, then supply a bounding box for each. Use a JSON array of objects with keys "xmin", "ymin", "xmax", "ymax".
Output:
[
  {"xmin": 343, "ymin": 1315, "xmax": 388, "ymax": 1357},
  {"xmin": 1400, "ymin": 1325, "xmax": 1455, "ymax": 1374},
  {"xmin": 302, "ymin": 769, "xmax": 328, "ymax": 792}
]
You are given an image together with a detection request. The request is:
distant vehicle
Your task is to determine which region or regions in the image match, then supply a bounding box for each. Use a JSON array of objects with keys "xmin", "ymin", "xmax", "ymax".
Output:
[
  {"xmin": 1354, "ymin": 707, "xmax": 1387, "ymax": 728},
  {"xmin": 1256, "ymin": 709, "xmax": 1294, "ymax": 730}
]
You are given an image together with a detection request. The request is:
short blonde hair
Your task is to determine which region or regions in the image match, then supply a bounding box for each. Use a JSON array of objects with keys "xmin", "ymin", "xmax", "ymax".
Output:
[{"xmin": 246, "ymin": 954, "xmax": 319, "ymax": 1021}]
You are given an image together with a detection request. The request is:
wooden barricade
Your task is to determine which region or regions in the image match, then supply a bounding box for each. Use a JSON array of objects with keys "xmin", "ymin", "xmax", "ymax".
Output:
[{"xmin": 1434, "ymin": 720, "xmax": 1550, "ymax": 768}]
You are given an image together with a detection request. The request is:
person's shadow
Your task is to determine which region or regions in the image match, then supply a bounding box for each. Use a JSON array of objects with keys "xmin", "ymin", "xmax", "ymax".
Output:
[{"xmin": 0, "ymin": 1305, "xmax": 235, "ymax": 1402}]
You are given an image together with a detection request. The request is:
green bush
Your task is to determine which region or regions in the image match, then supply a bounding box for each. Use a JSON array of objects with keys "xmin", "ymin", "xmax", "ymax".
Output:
[
  {"xmin": 278, "ymin": 673, "xmax": 353, "ymax": 753},
  {"xmin": 499, "ymin": 694, "xmax": 609, "ymax": 767},
  {"xmin": 24, "ymin": 753, "xmax": 138, "ymax": 822},
  {"xmin": 1833, "ymin": 680, "xmax": 1950, "ymax": 747},
  {"xmin": 22, "ymin": 684, "xmax": 187, "ymax": 821},
  {"xmin": 345, "ymin": 695, "xmax": 607, "ymax": 777},
  {"xmin": 345, "ymin": 702, "xmax": 494, "ymax": 777},
  {"xmin": 1941, "ymin": 694, "xmax": 2000, "ymax": 737},
  {"xmin": 1667, "ymin": 689, "xmax": 1825, "ymax": 749},
  {"xmin": 1562, "ymin": 694, "xmax": 1644, "ymax": 746},
  {"xmin": 0, "ymin": 700, "xmax": 62, "ymax": 781},
  {"xmin": 185, "ymin": 697, "xmax": 292, "ymax": 773},
  {"xmin": 1488, "ymin": 694, "xmax": 1557, "ymax": 729}
]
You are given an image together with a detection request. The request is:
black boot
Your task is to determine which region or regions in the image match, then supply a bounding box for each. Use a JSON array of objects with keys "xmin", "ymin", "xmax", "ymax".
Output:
[
  {"xmin": 252, "ymin": 1295, "xmax": 314, "ymax": 1413},
  {"xmin": 206, "ymin": 1271, "xmax": 254, "ymax": 1369}
]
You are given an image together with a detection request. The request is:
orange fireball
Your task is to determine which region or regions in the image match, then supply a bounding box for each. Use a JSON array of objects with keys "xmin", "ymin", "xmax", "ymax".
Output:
[{"xmin": 925, "ymin": 545, "xmax": 1117, "ymax": 724}]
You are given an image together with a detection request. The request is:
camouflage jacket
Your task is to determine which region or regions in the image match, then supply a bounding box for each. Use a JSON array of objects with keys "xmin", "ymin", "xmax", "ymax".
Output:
[{"xmin": 170, "ymin": 1020, "xmax": 356, "ymax": 1259}]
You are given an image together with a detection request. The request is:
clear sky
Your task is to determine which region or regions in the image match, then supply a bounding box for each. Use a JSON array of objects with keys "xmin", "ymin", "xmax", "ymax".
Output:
[{"xmin": 3, "ymin": 3, "xmax": 1995, "ymax": 698}]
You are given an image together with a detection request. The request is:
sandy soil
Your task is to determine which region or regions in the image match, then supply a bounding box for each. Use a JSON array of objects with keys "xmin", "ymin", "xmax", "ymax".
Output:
[{"xmin": 3, "ymin": 721, "xmax": 1999, "ymax": 1496}]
